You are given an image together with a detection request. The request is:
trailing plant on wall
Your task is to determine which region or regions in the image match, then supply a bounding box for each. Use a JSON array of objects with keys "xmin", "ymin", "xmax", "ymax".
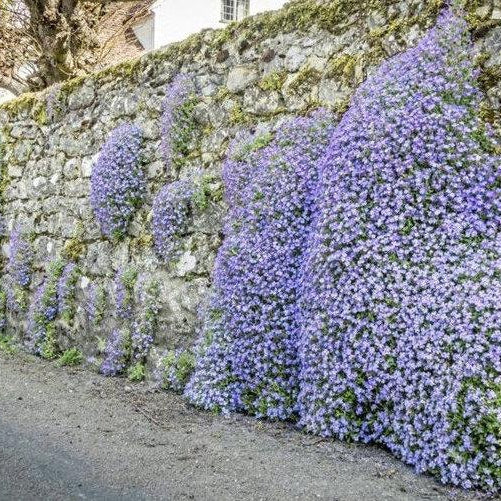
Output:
[
  {"xmin": 90, "ymin": 123, "xmax": 145, "ymax": 239},
  {"xmin": 297, "ymin": 11, "xmax": 501, "ymax": 491},
  {"xmin": 161, "ymin": 74, "xmax": 198, "ymax": 175},
  {"xmin": 156, "ymin": 349, "xmax": 196, "ymax": 392},
  {"xmin": 0, "ymin": 284, "xmax": 7, "ymax": 332},
  {"xmin": 86, "ymin": 283, "xmax": 107, "ymax": 327},
  {"xmin": 131, "ymin": 278, "xmax": 160, "ymax": 361},
  {"xmin": 6, "ymin": 225, "xmax": 32, "ymax": 312},
  {"xmin": 186, "ymin": 111, "xmax": 335, "ymax": 418},
  {"xmin": 57, "ymin": 263, "xmax": 80, "ymax": 323},
  {"xmin": 27, "ymin": 259, "xmax": 65, "ymax": 359},
  {"xmin": 187, "ymin": 10, "xmax": 501, "ymax": 491},
  {"xmin": 101, "ymin": 270, "xmax": 160, "ymax": 380},
  {"xmin": 152, "ymin": 179, "xmax": 194, "ymax": 264},
  {"xmin": 100, "ymin": 329, "xmax": 130, "ymax": 376},
  {"xmin": 115, "ymin": 267, "xmax": 137, "ymax": 320}
]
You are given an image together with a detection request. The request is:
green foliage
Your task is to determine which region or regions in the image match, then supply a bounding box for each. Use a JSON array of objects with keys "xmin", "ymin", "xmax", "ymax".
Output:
[
  {"xmin": 288, "ymin": 66, "xmax": 321, "ymax": 94},
  {"xmin": 32, "ymin": 259, "xmax": 65, "ymax": 358},
  {"xmin": 326, "ymin": 53, "xmax": 358, "ymax": 83},
  {"xmin": 41, "ymin": 323, "xmax": 57, "ymax": 360},
  {"xmin": 192, "ymin": 174, "xmax": 224, "ymax": 210},
  {"xmin": 233, "ymin": 132, "xmax": 275, "ymax": 162},
  {"xmin": 229, "ymin": 103, "xmax": 250, "ymax": 125},
  {"xmin": 128, "ymin": 361, "xmax": 146, "ymax": 382},
  {"xmin": 259, "ymin": 71, "xmax": 287, "ymax": 92},
  {"xmin": 172, "ymin": 96, "xmax": 200, "ymax": 171},
  {"xmin": 57, "ymin": 348, "xmax": 83, "ymax": 366},
  {"xmin": 0, "ymin": 334, "xmax": 16, "ymax": 355},
  {"xmin": 159, "ymin": 350, "xmax": 195, "ymax": 391}
]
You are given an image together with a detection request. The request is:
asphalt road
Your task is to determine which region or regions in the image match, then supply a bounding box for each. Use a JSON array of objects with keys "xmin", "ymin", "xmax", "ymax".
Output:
[{"xmin": 0, "ymin": 352, "xmax": 487, "ymax": 501}]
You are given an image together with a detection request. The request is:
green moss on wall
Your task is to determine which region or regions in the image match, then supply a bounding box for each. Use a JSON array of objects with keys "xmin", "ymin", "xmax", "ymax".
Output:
[
  {"xmin": 259, "ymin": 71, "xmax": 287, "ymax": 92},
  {"xmin": 326, "ymin": 53, "xmax": 357, "ymax": 83},
  {"xmin": 288, "ymin": 66, "xmax": 322, "ymax": 94}
]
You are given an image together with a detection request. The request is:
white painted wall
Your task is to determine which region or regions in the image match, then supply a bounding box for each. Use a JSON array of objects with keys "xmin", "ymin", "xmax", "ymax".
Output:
[{"xmin": 151, "ymin": 0, "xmax": 287, "ymax": 48}]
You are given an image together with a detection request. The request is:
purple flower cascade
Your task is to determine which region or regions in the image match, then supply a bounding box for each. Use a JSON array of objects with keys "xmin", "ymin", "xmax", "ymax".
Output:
[
  {"xmin": 100, "ymin": 329, "xmax": 128, "ymax": 376},
  {"xmin": 187, "ymin": 11, "xmax": 501, "ymax": 491},
  {"xmin": 152, "ymin": 179, "xmax": 194, "ymax": 263},
  {"xmin": 57, "ymin": 263, "xmax": 79, "ymax": 323},
  {"xmin": 90, "ymin": 123, "xmax": 145, "ymax": 239},
  {"xmin": 161, "ymin": 74, "xmax": 197, "ymax": 175},
  {"xmin": 131, "ymin": 278, "xmax": 160, "ymax": 361},
  {"xmin": 6, "ymin": 225, "xmax": 32, "ymax": 311},
  {"xmin": 186, "ymin": 111, "xmax": 335, "ymax": 418}
]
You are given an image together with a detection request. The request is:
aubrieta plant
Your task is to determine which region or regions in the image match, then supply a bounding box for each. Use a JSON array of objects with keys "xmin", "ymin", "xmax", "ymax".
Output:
[
  {"xmin": 0, "ymin": 284, "xmax": 7, "ymax": 332},
  {"xmin": 27, "ymin": 259, "xmax": 65, "ymax": 359},
  {"xmin": 186, "ymin": 110, "xmax": 335, "ymax": 419},
  {"xmin": 297, "ymin": 11, "xmax": 501, "ymax": 491},
  {"xmin": 115, "ymin": 267, "xmax": 137, "ymax": 320},
  {"xmin": 131, "ymin": 278, "xmax": 160, "ymax": 361},
  {"xmin": 100, "ymin": 329, "xmax": 130, "ymax": 376},
  {"xmin": 86, "ymin": 283, "xmax": 107, "ymax": 326},
  {"xmin": 57, "ymin": 262, "xmax": 80, "ymax": 323},
  {"xmin": 156, "ymin": 349, "xmax": 195, "ymax": 392},
  {"xmin": 90, "ymin": 123, "xmax": 145, "ymax": 239},
  {"xmin": 187, "ymin": 11, "xmax": 501, "ymax": 491},
  {"xmin": 6, "ymin": 225, "xmax": 33, "ymax": 311},
  {"xmin": 161, "ymin": 74, "xmax": 198, "ymax": 175},
  {"xmin": 152, "ymin": 179, "xmax": 193, "ymax": 263}
]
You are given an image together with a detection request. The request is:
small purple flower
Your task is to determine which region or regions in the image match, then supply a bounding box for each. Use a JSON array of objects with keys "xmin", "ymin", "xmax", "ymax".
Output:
[{"xmin": 90, "ymin": 123, "xmax": 145, "ymax": 239}]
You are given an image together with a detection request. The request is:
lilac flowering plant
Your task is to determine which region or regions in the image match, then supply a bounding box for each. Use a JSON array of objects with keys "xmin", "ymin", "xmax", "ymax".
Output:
[
  {"xmin": 57, "ymin": 263, "xmax": 80, "ymax": 323},
  {"xmin": 114, "ymin": 267, "xmax": 137, "ymax": 320},
  {"xmin": 6, "ymin": 225, "xmax": 33, "ymax": 311},
  {"xmin": 26, "ymin": 259, "xmax": 65, "ymax": 359},
  {"xmin": 187, "ymin": 10, "xmax": 501, "ymax": 491},
  {"xmin": 131, "ymin": 278, "xmax": 160, "ymax": 361},
  {"xmin": 296, "ymin": 12, "xmax": 501, "ymax": 491},
  {"xmin": 100, "ymin": 329, "xmax": 130, "ymax": 376},
  {"xmin": 186, "ymin": 111, "xmax": 335, "ymax": 418},
  {"xmin": 90, "ymin": 123, "xmax": 145, "ymax": 239},
  {"xmin": 156, "ymin": 349, "xmax": 195, "ymax": 392},
  {"xmin": 152, "ymin": 179, "xmax": 194, "ymax": 263},
  {"xmin": 85, "ymin": 283, "xmax": 107, "ymax": 326},
  {"xmin": 161, "ymin": 74, "xmax": 197, "ymax": 175}
]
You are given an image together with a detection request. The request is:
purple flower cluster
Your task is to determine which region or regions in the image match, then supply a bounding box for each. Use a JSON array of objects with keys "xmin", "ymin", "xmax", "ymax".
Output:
[
  {"xmin": 156, "ymin": 349, "xmax": 196, "ymax": 392},
  {"xmin": 186, "ymin": 111, "xmax": 335, "ymax": 418},
  {"xmin": 161, "ymin": 74, "xmax": 196, "ymax": 175},
  {"xmin": 26, "ymin": 260, "xmax": 64, "ymax": 357},
  {"xmin": 297, "ymin": 12, "xmax": 501, "ymax": 491},
  {"xmin": 187, "ymin": 11, "xmax": 501, "ymax": 491},
  {"xmin": 114, "ymin": 267, "xmax": 137, "ymax": 320},
  {"xmin": 90, "ymin": 123, "xmax": 145, "ymax": 239},
  {"xmin": 6, "ymin": 225, "xmax": 32, "ymax": 312},
  {"xmin": 85, "ymin": 283, "xmax": 107, "ymax": 326},
  {"xmin": 131, "ymin": 279, "xmax": 160, "ymax": 360},
  {"xmin": 7, "ymin": 225, "xmax": 32, "ymax": 288},
  {"xmin": 57, "ymin": 263, "xmax": 79, "ymax": 323},
  {"xmin": 152, "ymin": 179, "xmax": 193, "ymax": 263},
  {"xmin": 100, "ymin": 329, "xmax": 129, "ymax": 376}
]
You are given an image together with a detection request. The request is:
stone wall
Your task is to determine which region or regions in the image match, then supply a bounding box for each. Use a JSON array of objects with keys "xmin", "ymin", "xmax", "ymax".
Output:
[{"xmin": 0, "ymin": 0, "xmax": 500, "ymax": 371}]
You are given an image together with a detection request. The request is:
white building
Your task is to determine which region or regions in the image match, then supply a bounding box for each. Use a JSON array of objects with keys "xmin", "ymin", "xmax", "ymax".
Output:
[{"xmin": 133, "ymin": 0, "xmax": 287, "ymax": 51}]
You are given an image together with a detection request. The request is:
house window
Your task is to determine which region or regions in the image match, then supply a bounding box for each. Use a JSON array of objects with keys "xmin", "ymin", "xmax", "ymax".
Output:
[{"xmin": 221, "ymin": 0, "xmax": 250, "ymax": 22}]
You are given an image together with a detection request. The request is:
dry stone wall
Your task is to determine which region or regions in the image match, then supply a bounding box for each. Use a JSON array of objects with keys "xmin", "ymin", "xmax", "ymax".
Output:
[{"xmin": 0, "ymin": 0, "xmax": 500, "ymax": 372}]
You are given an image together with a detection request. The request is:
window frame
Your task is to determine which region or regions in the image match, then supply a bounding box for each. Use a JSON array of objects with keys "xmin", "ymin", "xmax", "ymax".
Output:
[{"xmin": 221, "ymin": 0, "xmax": 249, "ymax": 23}]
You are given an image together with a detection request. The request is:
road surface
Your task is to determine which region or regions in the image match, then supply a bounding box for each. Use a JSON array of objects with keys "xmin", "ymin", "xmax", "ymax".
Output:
[{"xmin": 0, "ymin": 352, "xmax": 485, "ymax": 501}]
